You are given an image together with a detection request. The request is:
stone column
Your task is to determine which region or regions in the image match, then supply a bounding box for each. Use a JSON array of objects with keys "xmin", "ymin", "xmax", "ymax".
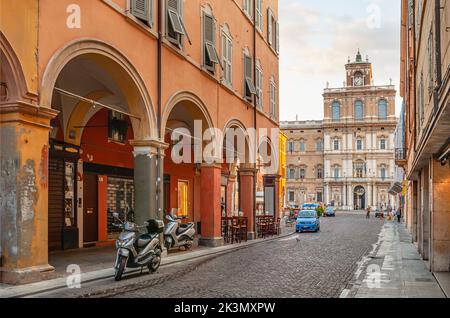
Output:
[
  {"xmin": 324, "ymin": 183, "xmax": 330, "ymax": 205},
  {"xmin": 0, "ymin": 102, "xmax": 58, "ymax": 284},
  {"xmin": 199, "ymin": 163, "xmax": 223, "ymax": 247},
  {"xmin": 373, "ymin": 185, "xmax": 378, "ymax": 208},
  {"xmin": 367, "ymin": 183, "xmax": 372, "ymax": 208},
  {"xmin": 348, "ymin": 183, "xmax": 353, "ymax": 210},
  {"xmin": 240, "ymin": 165, "xmax": 256, "ymax": 240},
  {"xmin": 131, "ymin": 141, "xmax": 158, "ymax": 226}
]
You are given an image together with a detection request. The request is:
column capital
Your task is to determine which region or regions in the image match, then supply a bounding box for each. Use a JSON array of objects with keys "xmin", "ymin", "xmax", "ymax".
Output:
[
  {"xmin": 131, "ymin": 139, "xmax": 169, "ymax": 157},
  {"xmin": 0, "ymin": 101, "xmax": 59, "ymax": 129},
  {"xmin": 201, "ymin": 163, "xmax": 223, "ymax": 170}
]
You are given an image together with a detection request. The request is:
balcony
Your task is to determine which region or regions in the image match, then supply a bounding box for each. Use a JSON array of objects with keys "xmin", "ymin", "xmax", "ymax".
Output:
[{"xmin": 395, "ymin": 148, "xmax": 407, "ymax": 167}]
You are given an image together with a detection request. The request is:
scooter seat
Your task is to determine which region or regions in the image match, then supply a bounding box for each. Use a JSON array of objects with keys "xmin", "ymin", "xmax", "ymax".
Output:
[
  {"xmin": 176, "ymin": 222, "xmax": 195, "ymax": 235},
  {"xmin": 137, "ymin": 233, "xmax": 157, "ymax": 248}
]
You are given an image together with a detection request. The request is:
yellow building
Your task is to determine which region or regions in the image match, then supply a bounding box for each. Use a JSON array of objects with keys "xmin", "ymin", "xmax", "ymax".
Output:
[{"xmin": 279, "ymin": 131, "xmax": 287, "ymax": 212}]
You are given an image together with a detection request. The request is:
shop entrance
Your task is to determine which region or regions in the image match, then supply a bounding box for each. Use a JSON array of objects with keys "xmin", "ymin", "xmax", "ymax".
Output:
[{"xmin": 83, "ymin": 173, "xmax": 98, "ymax": 244}]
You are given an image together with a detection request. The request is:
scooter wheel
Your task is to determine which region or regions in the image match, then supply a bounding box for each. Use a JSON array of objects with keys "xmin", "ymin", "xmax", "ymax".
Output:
[
  {"xmin": 148, "ymin": 255, "xmax": 161, "ymax": 273},
  {"xmin": 114, "ymin": 256, "xmax": 127, "ymax": 281}
]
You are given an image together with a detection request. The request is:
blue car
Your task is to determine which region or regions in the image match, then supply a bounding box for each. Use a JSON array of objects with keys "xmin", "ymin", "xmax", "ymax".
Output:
[
  {"xmin": 296, "ymin": 210, "xmax": 321, "ymax": 233},
  {"xmin": 325, "ymin": 207, "xmax": 336, "ymax": 217}
]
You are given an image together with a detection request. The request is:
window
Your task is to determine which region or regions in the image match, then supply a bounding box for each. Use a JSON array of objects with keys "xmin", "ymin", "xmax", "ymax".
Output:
[
  {"xmin": 317, "ymin": 167, "xmax": 323, "ymax": 179},
  {"xmin": 288, "ymin": 168, "xmax": 296, "ymax": 180},
  {"xmin": 288, "ymin": 140, "xmax": 295, "ymax": 153},
  {"xmin": 354, "ymin": 100, "xmax": 364, "ymax": 120},
  {"xmin": 378, "ymin": 99, "xmax": 388, "ymax": 119},
  {"xmin": 333, "ymin": 166, "xmax": 340, "ymax": 180},
  {"xmin": 332, "ymin": 101, "xmax": 340, "ymax": 121},
  {"xmin": 203, "ymin": 13, "xmax": 220, "ymax": 74},
  {"xmin": 131, "ymin": 0, "xmax": 153, "ymax": 26},
  {"xmin": 270, "ymin": 78, "xmax": 277, "ymax": 120},
  {"xmin": 256, "ymin": 62, "xmax": 263, "ymax": 109},
  {"xmin": 333, "ymin": 139, "xmax": 340, "ymax": 151},
  {"xmin": 243, "ymin": 0, "xmax": 253, "ymax": 18},
  {"xmin": 256, "ymin": 0, "xmax": 263, "ymax": 31},
  {"xmin": 354, "ymin": 161, "xmax": 364, "ymax": 178},
  {"xmin": 380, "ymin": 138, "xmax": 386, "ymax": 150},
  {"xmin": 288, "ymin": 190, "xmax": 295, "ymax": 202},
  {"xmin": 177, "ymin": 180, "xmax": 189, "ymax": 218},
  {"xmin": 300, "ymin": 140, "xmax": 306, "ymax": 153},
  {"xmin": 380, "ymin": 165, "xmax": 387, "ymax": 180},
  {"xmin": 316, "ymin": 192, "xmax": 323, "ymax": 203},
  {"xmin": 427, "ymin": 29, "xmax": 434, "ymax": 97},
  {"xmin": 419, "ymin": 71, "xmax": 424, "ymax": 126},
  {"xmin": 316, "ymin": 139, "xmax": 323, "ymax": 152},
  {"xmin": 108, "ymin": 110, "xmax": 128, "ymax": 144},
  {"xmin": 244, "ymin": 53, "xmax": 256, "ymax": 101},
  {"xmin": 166, "ymin": 0, "xmax": 190, "ymax": 48},
  {"xmin": 356, "ymin": 139, "xmax": 363, "ymax": 151},
  {"xmin": 267, "ymin": 8, "xmax": 279, "ymax": 53},
  {"xmin": 221, "ymin": 27, "xmax": 233, "ymax": 85},
  {"xmin": 300, "ymin": 168, "xmax": 306, "ymax": 180}
]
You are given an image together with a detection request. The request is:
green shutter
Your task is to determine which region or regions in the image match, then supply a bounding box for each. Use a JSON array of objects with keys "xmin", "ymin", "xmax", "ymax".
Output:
[{"xmin": 131, "ymin": 0, "xmax": 150, "ymax": 23}]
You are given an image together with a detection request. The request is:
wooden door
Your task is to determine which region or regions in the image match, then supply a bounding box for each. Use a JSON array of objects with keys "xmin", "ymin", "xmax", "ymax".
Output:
[{"xmin": 83, "ymin": 173, "xmax": 98, "ymax": 243}]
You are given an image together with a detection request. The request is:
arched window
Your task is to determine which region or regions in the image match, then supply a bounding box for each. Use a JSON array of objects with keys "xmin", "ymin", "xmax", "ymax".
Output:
[
  {"xmin": 332, "ymin": 101, "xmax": 341, "ymax": 121},
  {"xmin": 378, "ymin": 99, "xmax": 388, "ymax": 119},
  {"xmin": 300, "ymin": 168, "xmax": 306, "ymax": 179},
  {"xmin": 354, "ymin": 100, "xmax": 364, "ymax": 120}
]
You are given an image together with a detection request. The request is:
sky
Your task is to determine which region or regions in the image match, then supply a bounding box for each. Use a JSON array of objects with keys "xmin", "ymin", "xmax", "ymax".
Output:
[{"xmin": 279, "ymin": 0, "xmax": 402, "ymax": 121}]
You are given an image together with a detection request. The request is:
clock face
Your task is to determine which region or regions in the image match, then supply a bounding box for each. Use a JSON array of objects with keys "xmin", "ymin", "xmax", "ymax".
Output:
[{"xmin": 354, "ymin": 75, "xmax": 363, "ymax": 86}]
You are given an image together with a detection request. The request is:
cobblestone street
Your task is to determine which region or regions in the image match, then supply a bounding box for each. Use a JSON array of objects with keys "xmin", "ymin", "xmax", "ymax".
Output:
[{"xmin": 48, "ymin": 212, "xmax": 383, "ymax": 298}]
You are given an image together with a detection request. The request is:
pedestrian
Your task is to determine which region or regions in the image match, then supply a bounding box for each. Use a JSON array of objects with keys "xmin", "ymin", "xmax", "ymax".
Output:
[
  {"xmin": 366, "ymin": 207, "xmax": 371, "ymax": 219},
  {"xmin": 396, "ymin": 207, "xmax": 402, "ymax": 223}
]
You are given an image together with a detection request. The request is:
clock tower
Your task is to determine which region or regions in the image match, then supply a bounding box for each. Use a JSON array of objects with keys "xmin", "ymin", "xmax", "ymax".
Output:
[{"xmin": 345, "ymin": 50, "xmax": 373, "ymax": 87}]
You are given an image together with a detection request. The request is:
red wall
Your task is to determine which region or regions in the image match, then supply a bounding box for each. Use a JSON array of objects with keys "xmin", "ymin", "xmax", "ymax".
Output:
[{"xmin": 81, "ymin": 108, "xmax": 134, "ymax": 169}]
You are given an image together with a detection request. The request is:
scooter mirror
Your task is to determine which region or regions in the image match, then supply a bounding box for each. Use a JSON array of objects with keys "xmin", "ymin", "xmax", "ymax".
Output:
[{"xmin": 113, "ymin": 212, "xmax": 119, "ymax": 219}]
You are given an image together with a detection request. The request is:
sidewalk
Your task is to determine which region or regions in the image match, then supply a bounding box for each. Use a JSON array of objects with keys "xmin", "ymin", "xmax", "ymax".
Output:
[
  {"xmin": 0, "ymin": 227, "xmax": 294, "ymax": 298},
  {"xmin": 341, "ymin": 221, "xmax": 446, "ymax": 298}
]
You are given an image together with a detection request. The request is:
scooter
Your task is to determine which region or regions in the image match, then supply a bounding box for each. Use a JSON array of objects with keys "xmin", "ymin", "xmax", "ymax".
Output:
[
  {"xmin": 112, "ymin": 212, "xmax": 164, "ymax": 281},
  {"xmin": 164, "ymin": 210, "xmax": 196, "ymax": 251}
]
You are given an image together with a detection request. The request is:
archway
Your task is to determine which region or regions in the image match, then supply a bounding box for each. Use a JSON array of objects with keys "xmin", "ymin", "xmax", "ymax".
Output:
[
  {"xmin": 162, "ymin": 92, "xmax": 223, "ymax": 247},
  {"xmin": 354, "ymin": 186, "xmax": 366, "ymax": 210},
  {"xmin": 42, "ymin": 40, "xmax": 156, "ymax": 251}
]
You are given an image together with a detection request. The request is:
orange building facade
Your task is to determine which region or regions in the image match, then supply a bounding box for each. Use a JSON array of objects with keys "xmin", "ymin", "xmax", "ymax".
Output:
[{"xmin": 0, "ymin": 0, "xmax": 280, "ymax": 284}]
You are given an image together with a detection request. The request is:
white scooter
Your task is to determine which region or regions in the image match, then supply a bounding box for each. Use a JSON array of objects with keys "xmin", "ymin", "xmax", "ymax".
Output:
[{"xmin": 164, "ymin": 209, "xmax": 196, "ymax": 251}]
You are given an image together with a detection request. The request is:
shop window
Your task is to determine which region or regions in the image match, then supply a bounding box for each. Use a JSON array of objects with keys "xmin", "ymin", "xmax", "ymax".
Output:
[
  {"xmin": 107, "ymin": 177, "xmax": 135, "ymax": 238},
  {"xmin": 108, "ymin": 110, "xmax": 129, "ymax": 144},
  {"xmin": 177, "ymin": 180, "xmax": 189, "ymax": 218}
]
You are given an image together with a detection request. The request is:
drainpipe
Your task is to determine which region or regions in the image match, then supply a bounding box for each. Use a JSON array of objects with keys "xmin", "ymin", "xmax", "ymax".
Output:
[
  {"xmin": 252, "ymin": 0, "xmax": 257, "ymax": 235},
  {"xmin": 157, "ymin": 0, "xmax": 163, "ymax": 219},
  {"xmin": 434, "ymin": 0, "xmax": 442, "ymax": 113}
]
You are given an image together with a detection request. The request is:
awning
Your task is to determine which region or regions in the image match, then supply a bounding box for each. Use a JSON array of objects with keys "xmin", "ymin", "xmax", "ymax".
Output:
[{"xmin": 388, "ymin": 182, "xmax": 403, "ymax": 195}]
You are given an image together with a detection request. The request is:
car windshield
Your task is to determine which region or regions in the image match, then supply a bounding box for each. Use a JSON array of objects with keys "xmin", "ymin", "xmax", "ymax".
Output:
[
  {"xmin": 298, "ymin": 211, "xmax": 317, "ymax": 218},
  {"xmin": 327, "ymin": 207, "xmax": 334, "ymax": 212}
]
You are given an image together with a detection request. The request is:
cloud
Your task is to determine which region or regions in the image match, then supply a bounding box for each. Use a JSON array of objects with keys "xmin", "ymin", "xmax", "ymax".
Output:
[{"xmin": 279, "ymin": 0, "xmax": 401, "ymax": 121}]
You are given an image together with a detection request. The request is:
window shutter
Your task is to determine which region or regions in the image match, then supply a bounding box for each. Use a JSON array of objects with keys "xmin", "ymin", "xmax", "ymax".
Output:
[
  {"xmin": 275, "ymin": 21, "xmax": 280, "ymax": 53},
  {"xmin": 131, "ymin": 0, "xmax": 150, "ymax": 23},
  {"xmin": 267, "ymin": 9, "xmax": 273, "ymax": 45}
]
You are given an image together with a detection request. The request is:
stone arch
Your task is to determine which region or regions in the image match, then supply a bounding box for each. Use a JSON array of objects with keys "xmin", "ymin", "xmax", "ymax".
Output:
[
  {"xmin": 40, "ymin": 38, "xmax": 157, "ymax": 140},
  {"xmin": 0, "ymin": 32, "xmax": 32, "ymax": 101},
  {"xmin": 161, "ymin": 91, "xmax": 214, "ymax": 138}
]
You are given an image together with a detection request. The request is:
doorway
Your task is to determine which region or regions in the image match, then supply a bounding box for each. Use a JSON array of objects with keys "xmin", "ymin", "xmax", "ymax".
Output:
[
  {"xmin": 83, "ymin": 173, "xmax": 99, "ymax": 244},
  {"xmin": 354, "ymin": 186, "xmax": 366, "ymax": 210}
]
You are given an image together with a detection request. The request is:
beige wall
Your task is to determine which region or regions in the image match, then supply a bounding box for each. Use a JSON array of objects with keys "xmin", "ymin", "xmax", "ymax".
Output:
[{"xmin": 281, "ymin": 121, "xmax": 324, "ymax": 205}]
